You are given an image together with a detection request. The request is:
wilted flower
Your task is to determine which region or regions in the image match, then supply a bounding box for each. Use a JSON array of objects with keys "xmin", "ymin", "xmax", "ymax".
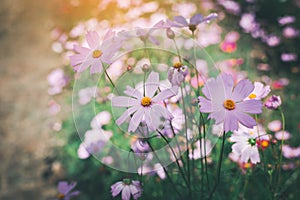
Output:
[
  {"xmin": 112, "ymin": 71, "xmax": 178, "ymax": 132},
  {"xmin": 70, "ymin": 30, "xmax": 121, "ymax": 74},
  {"xmin": 167, "ymin": 62, "xmax": 188, "ymax": 86},
  {"xmin": 264, "ymin": 95, "xmax": 282, "ymax": 109},
  {"xmin": 55, "ymin": 181, "xmax": 80, "ymax": 200},
  {"xmin": 198, "ymin": 73, "xmax": 262, "ymax": 133},
  {"xmin": 111, "ymin": 179, "xmax": 142, "ymax": 200},
  {"xmin": 245, "ymin": 82, "xmax": 271, "ymax": 100},
  {"xmin": 172, "ymin": 13, "xmax": 218, "ymax": 32}
]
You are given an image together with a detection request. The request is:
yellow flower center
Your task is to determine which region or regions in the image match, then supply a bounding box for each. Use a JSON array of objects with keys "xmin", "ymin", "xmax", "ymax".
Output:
[
  {"xmin": 173, "ymin": 62, "xmax": 183, "ymax": 69},
  {"xmin": 261, "ymin": 140, "xmax": 269, "ymax": 148},
  {"xmin": 223, "ymin": 99, "xmax": 235, "ymax": 110},
  {"xmin": 248, "ymin": 93, "xmax": 257, "ymax": 99},
  {"xmin": 243, "ymin": 163, "xmax": 252, "ymax": 169},
  {"xmin": 92, "ymin": 50, "xmax": 103, "ymax": 58},
  {"xmin": 57, "ymin": 193, "xmax": 65, "ymax": 199},
  {"xmin": 141, "ymin": 97, "xmax": 152, "ymax": 107}
]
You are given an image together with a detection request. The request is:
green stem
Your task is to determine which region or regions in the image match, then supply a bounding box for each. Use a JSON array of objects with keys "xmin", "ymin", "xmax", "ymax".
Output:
[{"xmin": 209, "ymin": 131, "xmax": 226, "ymax": 199}]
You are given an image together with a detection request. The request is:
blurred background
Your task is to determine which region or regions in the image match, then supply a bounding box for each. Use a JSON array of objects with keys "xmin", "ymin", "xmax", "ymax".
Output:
[{"xmin": 0, "ymin": 0, "xmax": 299, "ymax": 199}]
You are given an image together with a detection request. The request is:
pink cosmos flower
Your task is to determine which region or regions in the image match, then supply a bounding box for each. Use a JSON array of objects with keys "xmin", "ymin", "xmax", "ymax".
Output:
[
  {"xmin": 167, "ymin": 62, "xmax": 188, "ymax": 86},
  {"xmin": 198, "ymin": 73, "xmax": 262, "ymax": 133},
  {"xmin": 268, "ymin": 120, "xmax": 282, "ymax": 132},
  {"xmin": 47, "ymin": 68, "xmax": 68, "ymax": 95},
  {"xmin": 245, "ymin": 81, "xmax": 271, "ymax": 100},
  {"xmin": 264, "ymin": 95, "xmax": 282, "ymax": 109},
  {"xmin": 111, "ymin": 179, "xmax": 142, "ymax": 200},
  {"xmin": 112, "ymin": 72, "xmax": 178, "ymax": 132},
  {"xmin": 275, "ymin": 130, "xmax": 291, "ymax": 140},
  {"xmin": 70, "ymin": 30, "xmax": 121, "ymax": 74}
]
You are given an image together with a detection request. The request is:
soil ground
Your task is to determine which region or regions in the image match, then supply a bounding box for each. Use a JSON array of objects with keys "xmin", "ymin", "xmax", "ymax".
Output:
[{"xmin": 0, "ymin": 0, "xmax": 65, "ymax": 199}]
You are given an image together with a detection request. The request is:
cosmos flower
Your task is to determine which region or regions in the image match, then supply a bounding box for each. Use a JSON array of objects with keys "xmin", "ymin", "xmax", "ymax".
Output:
[
  {"xmin": 275, "ymin": 130, "xmax": 291, "ymax": 140},
  {"xmin": 278, "ymin": 16, "xmax": 296, "ymax": 26},
  {"xmin": 112, "ymin": 71, "xmax": 178, "ymax": 132},
  {"xmin": 268, "ymin": 120, "xmax": 282, "ymax": 132},
  {"xmin": 111, "ymin": 179, "xmax": 142, "ymax": 200},
  {"xmin": 70, "ymin": 30, "xmax": 121, "ymax": 74},
  {"xmin": 229, "ymin": 125, "xmax": 268, "ymax": 164},
  {"xmin": 167, "ymin": 62, "xmax": 188, "ymax": 86},
  {"xmin": 55, "ymin": 181, "xmax": 80, "ymax": 200},
  {"xmin": 245, "ymin": 81, "xmax": 271, "ymax": 100},
  {"xmin": 47, "ymin": 68, "xmax": 68, "ymax": 95},
  {"xmin": 264, "ymin": 95, "xmax": 282, "ymax": 110},
  {"xmin": 172, "ymin": 13, "xmax": 218, "ymax": 32},
  {"xmin": 198, "ymin": 73, "xmax": 262, "ymax": 133}
]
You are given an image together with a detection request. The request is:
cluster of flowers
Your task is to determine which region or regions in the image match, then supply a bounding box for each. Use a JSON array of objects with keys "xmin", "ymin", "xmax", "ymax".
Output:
[{"xmin": 61, "ymin": 10, "xmax": 291, "ymax": 199}]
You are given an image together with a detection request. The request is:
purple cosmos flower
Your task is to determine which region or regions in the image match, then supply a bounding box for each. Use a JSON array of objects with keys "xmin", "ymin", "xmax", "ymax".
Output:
[
  {"xmin": 278, "ymin": 16, "xmax": 296, "ymax": 26},
  {"xmin": 245, "ymin": 81, "xmax": 271, "ymax": 100},
  {"xmin": 281, "ymin": 53, "xmax": 298, "ymax": 62},
  {"xmin": 112, "ymin": 71, "xmax": 178, "ymax": 132},
  {"xmin": 275, "ymin": 130, "xmax": 291, "ymax": 140},
  {"xmin": 173, "ymin": 13, "xmax": 218, "ymax": 32},
  {"xmin": 198, "ymin": 73, "xmax": 262, "ymax": 133},
  {"xmin": 264, "ymin": 95, "xmax": 282, "ymax": 110},
  {"xmin": 55, "ymin": 181, "xmax": 80, "ymax": 200},
  {"xmin": 70, "ymin": 30, "xmax": 121, "ymax": 74},
  {"xmin": 111, "ymin": 179, "xmax": 142, "ymax": 200},
  {"xmin": 167, "ymin": 62, "xmax": 188, "ymax": 86}
]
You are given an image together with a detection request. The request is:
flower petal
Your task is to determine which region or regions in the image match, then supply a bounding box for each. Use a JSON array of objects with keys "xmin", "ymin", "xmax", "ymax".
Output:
[
  {"xmin": 232, "ymin": 79, "xmax": 254, "ymax": 102},
  {"xmin": 116, "ymin": 106, "xmax": 139, "ymax": 125},
  {"xmin": 129, "ymin": 107, "xmax": 145, "ymax": 132},
  {"xmin": 236, "ymin": 100, "xmax": 262, "ymax": 114},
  {"xmin": 145, "ymin": 72, "xmax": 159, "ymax": 98},
  {"xmin": 234, "ymin": 111, "xmax": 257, "ymax": 129},
  {"xmin": 208, "ymin": 108, "xmax": 226, "ymax": 124},
  {"xmin": 152, "ymin": 86, "xmax": 178, "ymax": 102},
  {"xmin": 174, "ymin": 16, "xmax": 188, "ymax": 26},
  {"xmin": 122, "ymin": 186, "xmax": 131, "ymax": 200},
  {"xmin": 112, "ymin": 96, "xmax": 139, "ymax": 107},
  {"xmin": 90, "ymin": 60, "xmax": 103, "ymax": 74},
  {"xmin": 86, "ymin": 31, "xmax": 100, "ymax": 49},
  {"xmin": 224, "ymin": 111, "xmax": 239, "ymax": 132},
  {"xmin": 249, "ymin": 147, "xmax": 260, "ymax": 164},
  {"xmin": 124, "ymin": 86, "xmax": 143, "ymax": 99},
  {"xmin": 111, "ymin": 182, "xmax": 123, "ymax": 197},
  {"xmin": 190, "ymin": 14, "xmax": 204, "ymax": 25}
]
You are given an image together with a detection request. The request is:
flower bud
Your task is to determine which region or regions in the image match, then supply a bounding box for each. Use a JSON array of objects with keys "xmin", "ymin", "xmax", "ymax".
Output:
[
  {"xmin": 142, "ymin": 64, "xmax": 151, "ymax": 72},
  {"xmin": 166, "ymin": 28, "xmax": 175, "ymax": 39}
]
